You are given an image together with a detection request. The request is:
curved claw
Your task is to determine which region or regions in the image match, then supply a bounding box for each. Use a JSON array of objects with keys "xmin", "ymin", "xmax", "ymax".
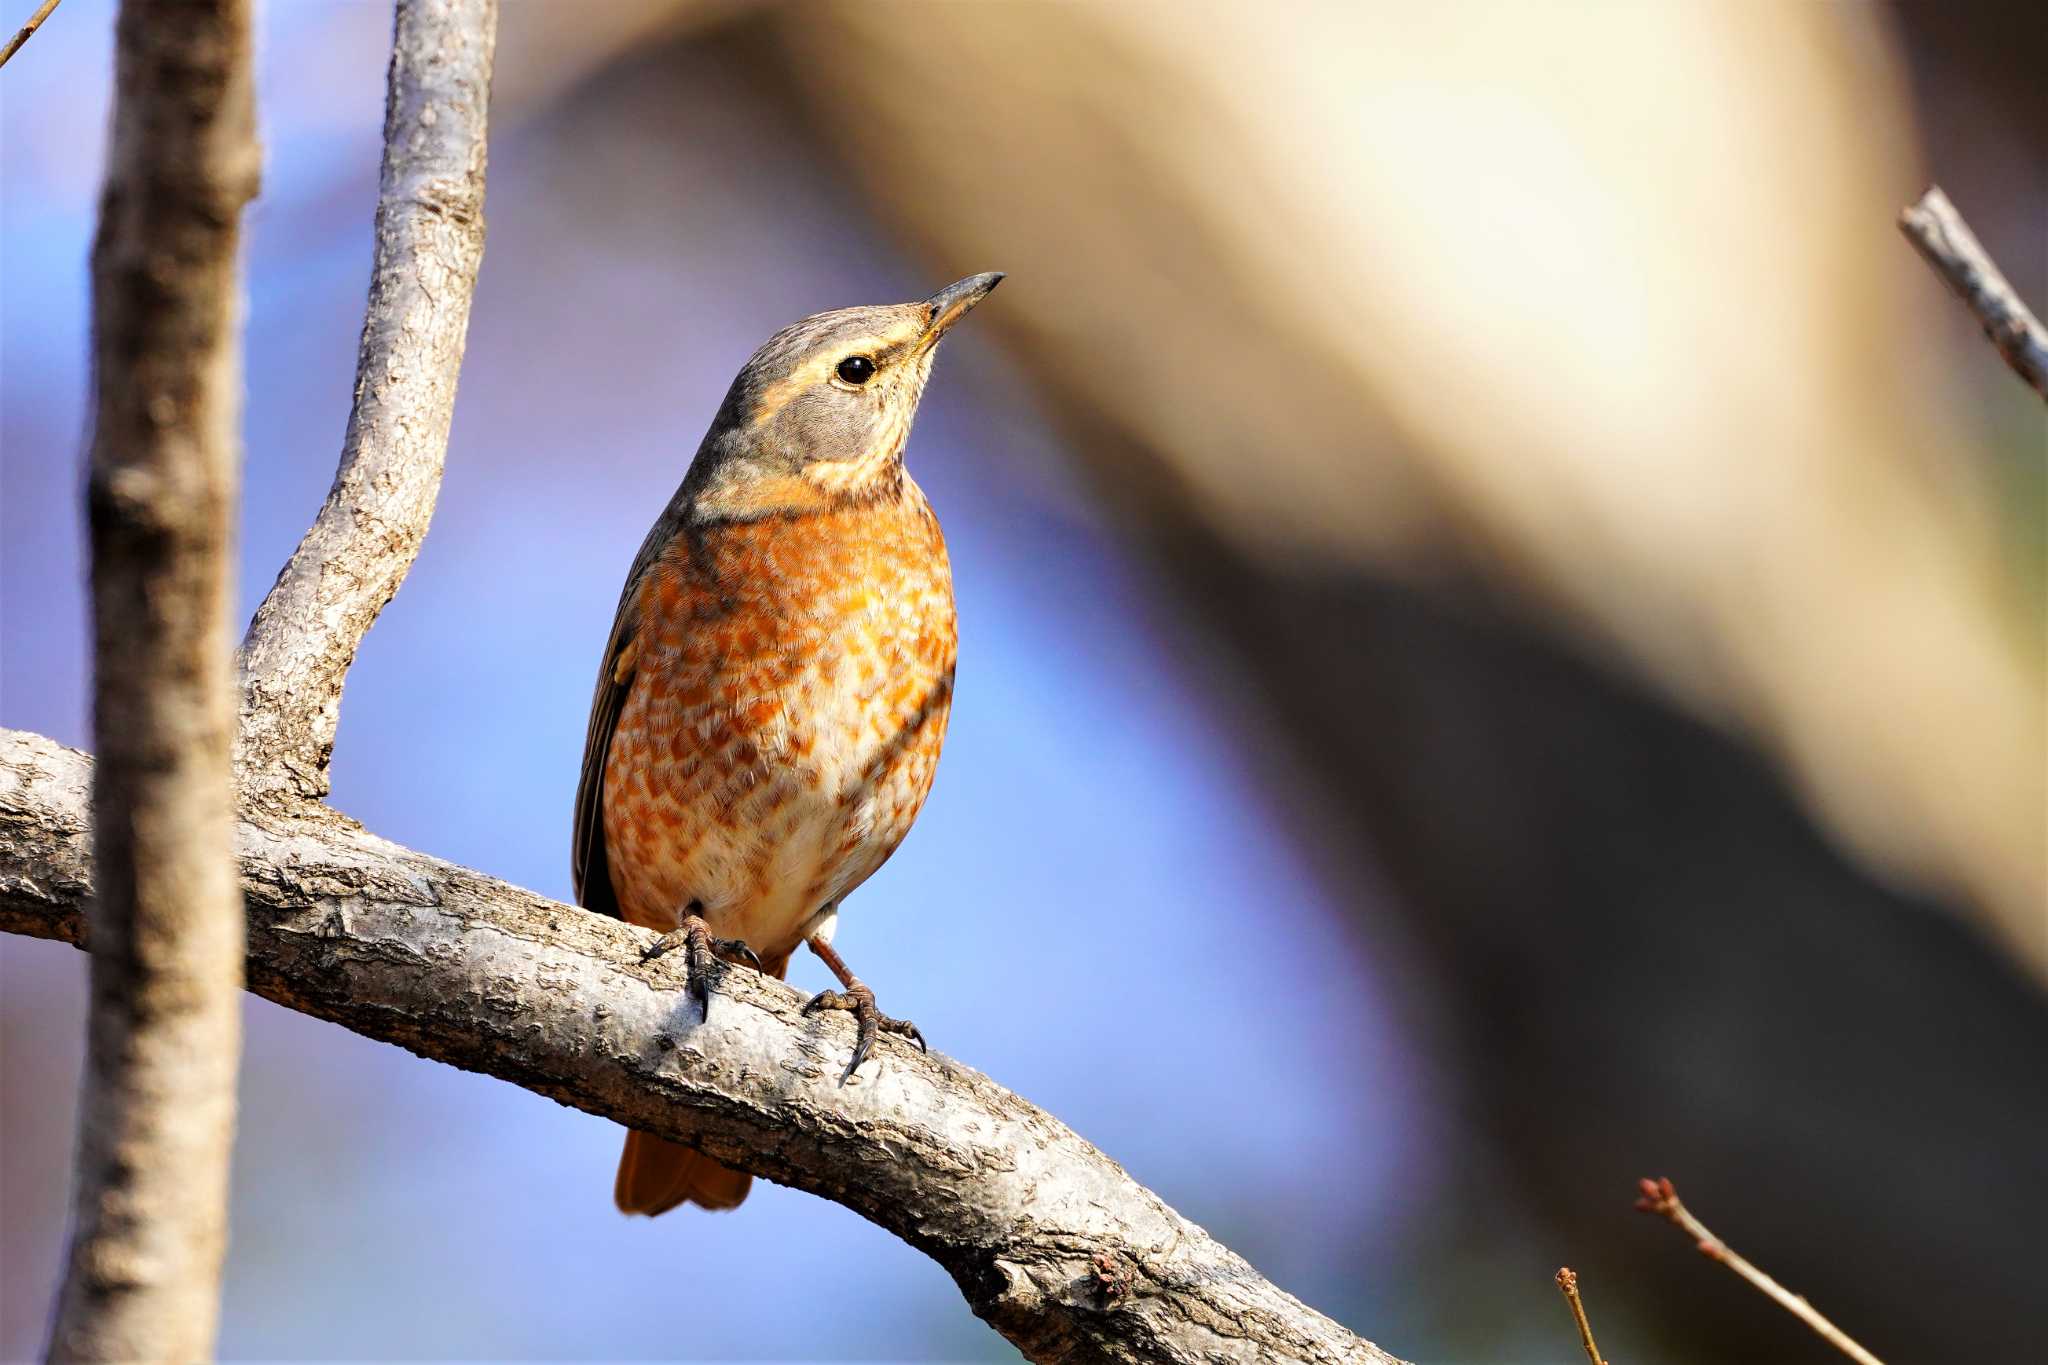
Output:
[
  {"xmin": 686, "ymin": 932, "xmax": 715, "ymax": 1014},
  {"xmin": 802, "ymin": 988, "xmax": 851, "ymax": 1017},
  {"xmin": 802, "ymin": 981, "xmax": 923, "ymax": 1080},
  {"xmin": 640, "ymin": 915, "xmax": 761, "ymax": 1021},
  {"xmin": 846, "ymin": 1028, "xmax": 876, "ymax": 1078}
]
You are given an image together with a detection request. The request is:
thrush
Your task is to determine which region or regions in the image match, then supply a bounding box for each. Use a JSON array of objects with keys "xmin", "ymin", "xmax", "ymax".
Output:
[{"xmin": 572, "ymin": 273, "xmax": 1002, "ymax": 1216}]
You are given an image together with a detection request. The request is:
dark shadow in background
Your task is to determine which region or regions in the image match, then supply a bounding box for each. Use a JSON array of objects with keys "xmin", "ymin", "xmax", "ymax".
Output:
[{"xmin": 728, "ymin": 1, "xmax": 2048, "ymax": 1354}]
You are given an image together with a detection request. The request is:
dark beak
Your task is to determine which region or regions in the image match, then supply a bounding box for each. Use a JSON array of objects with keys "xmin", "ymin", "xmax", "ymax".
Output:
[{"xmin": 922, "ymin": 272, "xmax": 1005, "ymax": 344}]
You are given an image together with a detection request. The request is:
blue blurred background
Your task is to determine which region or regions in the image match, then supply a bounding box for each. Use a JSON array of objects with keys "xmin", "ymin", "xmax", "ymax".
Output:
[{"xmin": 4, "ymin": 2, "xmax": 2043, "ymax": 1362}]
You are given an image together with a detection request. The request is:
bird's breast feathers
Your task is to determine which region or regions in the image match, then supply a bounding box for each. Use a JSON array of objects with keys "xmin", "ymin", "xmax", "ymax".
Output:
[{"xmin": 600, "ymin": 482, "xmax": 955, "ymax": 959}]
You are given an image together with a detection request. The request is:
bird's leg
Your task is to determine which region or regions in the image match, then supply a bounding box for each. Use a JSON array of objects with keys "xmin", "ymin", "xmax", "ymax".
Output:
[
  {"xmin": 643, "ymin": 901, "xmax": 761, "ymax": 1019},
  {"xmin": 802, "ymin": 933, "xmax": 925, "ymax": 1079}
]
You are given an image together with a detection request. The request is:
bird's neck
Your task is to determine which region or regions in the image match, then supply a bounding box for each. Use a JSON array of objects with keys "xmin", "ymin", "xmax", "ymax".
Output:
[{"xmin": 690, "ymin": 442, "xmax": 911, "ymax": 526}]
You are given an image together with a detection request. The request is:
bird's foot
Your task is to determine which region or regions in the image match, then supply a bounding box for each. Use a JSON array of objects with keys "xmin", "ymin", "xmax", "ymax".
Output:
[
  {"xmin": 802, "ymin": 931, "xmax": 925, "ymax": 1080},
  {"xmin": 643, "ymin": 913, "xmax": 761, "ymax": 1018},
  {"xmin": 802, "ymin": 981, "xmax": 926, "ymax": 1080}
]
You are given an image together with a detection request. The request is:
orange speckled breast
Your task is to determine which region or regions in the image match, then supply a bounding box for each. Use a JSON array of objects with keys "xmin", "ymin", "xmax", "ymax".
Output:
[{"xmin": 600, "ymin": 481, "xmax": 955, "ymax": 965}]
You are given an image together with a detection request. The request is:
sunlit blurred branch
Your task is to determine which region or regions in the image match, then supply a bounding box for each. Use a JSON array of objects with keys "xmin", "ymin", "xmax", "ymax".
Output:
[
  {"xmin": 0, "ymin": 0, "xmax": 61, "ymax": 70},
  {"xmin": 235, "ymin": 0, "xmax": 497, "ymax": 808},
  {"xmin": 47, "ymin": 0, "xmax": 259, "ymax": 1358},
  {"xmin": 777, "ymin": 3, "xmax": 2047, "ymax": 982},
  {"xmin": 0, "ymin": 728, "xmax": 1408, "ymax": 1365},
  {"xmin": 1635, "ymin": 1178, "xmax": 1884, "ymax": 1365},
  {"xmin": 1553, "ymin": 1267, "xmax": 1609, "ymax": 1365},
  {"xmin": 1900, "ymin": 186, "xmax": 2048, "ymax": 402}
]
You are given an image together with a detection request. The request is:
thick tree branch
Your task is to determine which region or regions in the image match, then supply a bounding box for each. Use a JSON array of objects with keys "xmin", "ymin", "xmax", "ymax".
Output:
[
  {"xmin": 1, "ymin": 727, "xmax": 1406, "ymax": 1365},
  {"xmin": 1899, "ymin": 185, "xmax": 2048, "ymax": 402},
  {"xmin": 234, "ymin": 0, "xmax": 496, "ymax": 805},
  {"xmin": 51, "ymin": 1, "xmax": 260, "ymax": 1358}
]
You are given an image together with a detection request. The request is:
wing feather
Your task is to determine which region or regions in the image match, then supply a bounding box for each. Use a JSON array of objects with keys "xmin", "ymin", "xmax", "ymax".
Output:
[
  {"xmin": 572, "ymin": 494, "xmax": 693, "ymax": 918},
  {"xmin": 570, "ymin": 610, "xmax": 635, "ymax": 918}
]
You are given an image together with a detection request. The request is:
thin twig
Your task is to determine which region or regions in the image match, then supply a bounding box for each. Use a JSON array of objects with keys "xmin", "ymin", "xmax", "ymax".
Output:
[
  {"xmin": 1635, "ymin": 1178, "xmax": 1884, "ymax": 1365},
  {"xmin": 0, "ymin": 728, "xmax": 1408, "ymax": 1365},
  {"xmin": 1554, "ymin": 1267, "xmax": 1608, "ymax": 1365},
  {"xmin": 234, "ymin": 0, "xmax": 497, "ymax": 806},
  {"xmin": 0, "ymin": 0, "xmax": 61, "ymax": 70},
  {"xmin": 1899, "ymin": 185, "xmax": 2048, "ymax": 402}
]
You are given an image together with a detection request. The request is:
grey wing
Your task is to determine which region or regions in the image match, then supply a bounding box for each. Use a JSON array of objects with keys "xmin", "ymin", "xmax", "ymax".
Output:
[{"xmin": 571, "ymin": 590, "xmax": 637, "ymax": 921}]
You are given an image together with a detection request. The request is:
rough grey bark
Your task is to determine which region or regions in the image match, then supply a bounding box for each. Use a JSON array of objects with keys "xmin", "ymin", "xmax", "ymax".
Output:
[
  {"xmin": 10, "ymin": 0, "xmax": 1416, "ymax": 1355},
  {"xmin": 49, "ymin": 0, "xmax": 261, "ymax": 1358},
  {"xmin": 1899, "ymin": 185, "xmax": 2048, "ymax": 401},
  {"xmin": 1, "ymin": 729, "xmax": 1407, "ymax": 1365},
  {"xmin": 235, "ymin": 0, "xmax": 497, "ymax": 806}
]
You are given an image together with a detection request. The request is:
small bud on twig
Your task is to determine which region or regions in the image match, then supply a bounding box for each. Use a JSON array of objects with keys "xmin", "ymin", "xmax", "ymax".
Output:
[{"xmin": 1633, "ymin": 1176, "xmax": 1885, "ymax": 1365}]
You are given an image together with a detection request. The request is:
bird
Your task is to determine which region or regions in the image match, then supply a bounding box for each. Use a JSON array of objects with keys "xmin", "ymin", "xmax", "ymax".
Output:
[{"xmin": 572, "ymin": 273, "xmax": 1002, "ymax": 1216}]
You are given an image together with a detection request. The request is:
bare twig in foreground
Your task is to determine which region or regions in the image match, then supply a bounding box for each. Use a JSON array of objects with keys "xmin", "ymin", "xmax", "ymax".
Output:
[
  {"xmin": 0, "ymin": 0, "xmax": 62, "ymax": 70},
  {"xmin": 1635, "ymin": 1178, "xmax": 1883, "ymax": 1365},
  {"xmin": 0, "ymin": 729, "xmax": 1407, "ymax": 1365},
  {"xmin": 235, "ymin": 0, "xmax": 496, "ymax": 806},
  {"xmin": 48, "ymin": 0, "xmax": 260, "ymax": 1359},
  {"xmin": 1899, "ymin": 186, "xmax": 2048, "ymax": 402},
  {"xmin": 1553, "ymin": 1267, "xmax": 1608, "ymax": 1365}
]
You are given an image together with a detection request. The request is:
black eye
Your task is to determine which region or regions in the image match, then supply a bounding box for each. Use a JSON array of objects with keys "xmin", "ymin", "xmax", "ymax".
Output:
[{"xmin": 835, "ymin": 355, "xmax": 877, "ymax": 385}]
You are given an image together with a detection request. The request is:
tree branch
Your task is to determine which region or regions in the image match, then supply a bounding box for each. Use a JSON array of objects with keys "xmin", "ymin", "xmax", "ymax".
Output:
[
  {"xmin": 1636, "ymin": 1178, "xmax": 1883, "ymax": 1365},
  {"xmin": 50, "ymin": 0, "xmax": 260, "ymax": 1357},
  {"xmin": 1899, "ymin": 185, "xmax": 2048, "ymax": 402},
  {"xmin": 234, "ymin": 0, "xmax": 496, "ymax": 805},
  {"xmin": 14, "ymin": 0, "xmax": 1411, "ymax": 1356},
  {"xmin": 0, "ymin": 0, "xmax": 63, "ymax": 70},
  {"xmin": 1, "ymin": 727, "xmax": 1405, "ymax": 1365},
  {"xmin": 1553, "ymin": 1268, "xmax": 1608, "ymax": 1365}
]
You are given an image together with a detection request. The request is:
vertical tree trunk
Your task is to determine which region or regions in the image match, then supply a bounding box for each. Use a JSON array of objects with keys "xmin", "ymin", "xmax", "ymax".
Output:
[{"xmin": 47, "ymin": 1, "xmax": 260, "ymax": 1359}]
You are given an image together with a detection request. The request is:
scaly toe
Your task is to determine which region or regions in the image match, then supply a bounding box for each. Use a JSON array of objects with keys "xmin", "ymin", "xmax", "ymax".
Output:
[
  {"xmin": 711, "ymin": 936, "xmax": 762, "ymax": 971},
  {"xmin": 803, "ymin": 988, "xmax": 853, "ymax": 1017},
  {"xmin": 797, "ymin": 977, "xmax": 924, "ymax": 1078},
  {"xmin": 881, "ymin": 1017, "xmax": 927, "ymax": 1053},
  {"xmin": 847, "ymin": 997, "xmax": 880, "ymax": 1079},
  {"xmin": 684, "ymin": 936, "xmax": 719, "ymax": 1016},
  {"xmin": 641, "ymin": 928, "xmax": 687, "ymax": 964}
]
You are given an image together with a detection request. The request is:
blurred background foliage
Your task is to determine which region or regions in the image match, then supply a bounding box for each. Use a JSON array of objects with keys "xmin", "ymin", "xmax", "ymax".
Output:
[{"xmin": 3, "ymin": 1, "xmax": 2042, "ymax": 1361}]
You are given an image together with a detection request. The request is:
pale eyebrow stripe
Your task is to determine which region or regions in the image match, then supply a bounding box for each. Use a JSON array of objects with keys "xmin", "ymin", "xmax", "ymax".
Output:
[{"xmin": 752, "ymin": 322, "xmax": 926, "ymax": 421}]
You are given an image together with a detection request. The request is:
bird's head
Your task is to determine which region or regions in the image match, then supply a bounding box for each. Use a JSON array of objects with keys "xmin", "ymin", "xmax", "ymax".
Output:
[{"xmin": 687, "ymin": 273, "xmax": 1003, "ymax": 519}]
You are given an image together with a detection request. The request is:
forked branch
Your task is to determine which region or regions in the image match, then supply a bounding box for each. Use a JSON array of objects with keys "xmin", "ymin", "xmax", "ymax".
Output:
[{"xmin": 235, "ymin": 0, "xmax": 497, "ymax": 805}]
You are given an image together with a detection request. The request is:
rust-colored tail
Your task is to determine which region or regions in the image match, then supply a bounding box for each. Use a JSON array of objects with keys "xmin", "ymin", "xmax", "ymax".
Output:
[
  {"xmin": 613, "ymin": 949, "xmax": 788, "ymax": 1216},
  {"xmin": 614, "ymin": 1129, "xmax": 751, "ymax": 1215}
]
